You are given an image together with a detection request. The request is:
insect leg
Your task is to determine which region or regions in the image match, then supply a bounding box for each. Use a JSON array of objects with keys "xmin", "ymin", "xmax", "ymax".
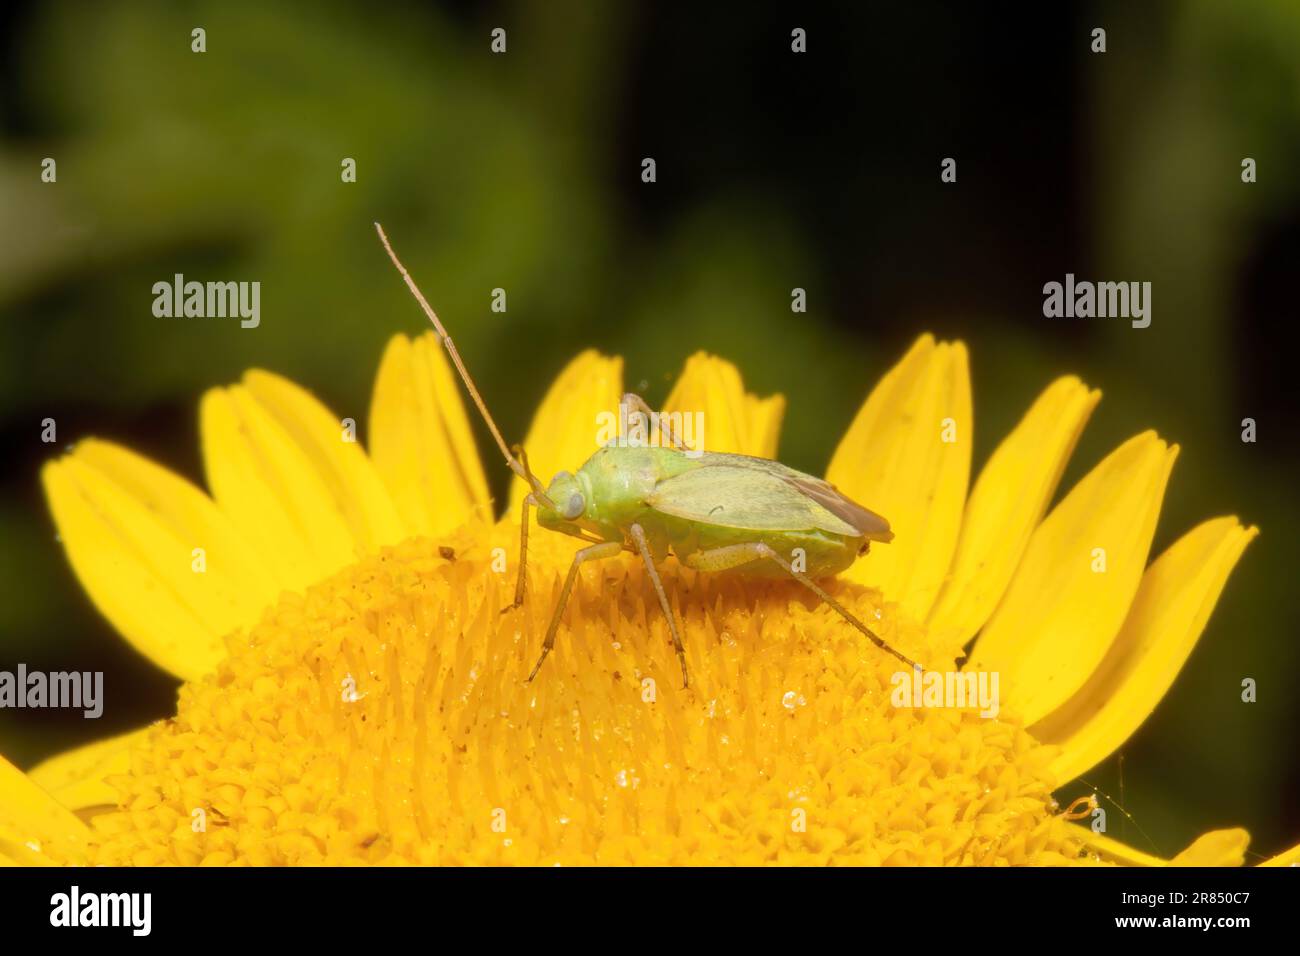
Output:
[
  {"xmin": 686, "ymin": 542, "xmax": 922, "ymax": 671},
  {"xmin": 628, "ymin": 523, "xmax": 689, "ymax": 689},
  {"xmin": 528, "ymin": 540, "xmax": 624, "ymax": 682},
  {"xmin": 622, "ymin": 392, "xmax": 686, "ymax": 451},
  {"xmin": 501, "ymin": 493, "xmax": 534, "ymax": 615}
]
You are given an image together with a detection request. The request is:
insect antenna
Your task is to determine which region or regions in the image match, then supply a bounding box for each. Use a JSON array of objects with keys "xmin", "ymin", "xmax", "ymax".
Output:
[{"xmin": 375, "ymin": 223, "xmax": 554, "ymax": 506}]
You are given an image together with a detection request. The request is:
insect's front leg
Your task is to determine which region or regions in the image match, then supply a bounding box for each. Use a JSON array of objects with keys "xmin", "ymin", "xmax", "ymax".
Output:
[
  {"xmin": 628, "ymin": 523, "xmax": 689, "ymax": 689},
  {"xmin": 501, "ymin": 493, "xmax": 534, "ymax": 614},
  {"xmin": 528, "ymin": 540, "xmax": 624, "ymax": 682}
]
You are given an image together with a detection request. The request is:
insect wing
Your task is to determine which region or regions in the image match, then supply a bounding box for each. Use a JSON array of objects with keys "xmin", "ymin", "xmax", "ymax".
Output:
[
  {"xmin": 783, "ymin": 475, "xmax": 893, "ymax": 541},
  {"xmin": 647, "ymin": 464, "xmax": 861, "ymax": 536},
  {"xmin": 683, "ymin": 453, "xmax": 893, "ymax": 541}
]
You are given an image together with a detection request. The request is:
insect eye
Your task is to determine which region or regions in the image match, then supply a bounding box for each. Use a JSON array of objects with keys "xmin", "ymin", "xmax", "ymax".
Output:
[{"xmin": 563, "ymin": 492, "xmax": 585, "ymax": 520}]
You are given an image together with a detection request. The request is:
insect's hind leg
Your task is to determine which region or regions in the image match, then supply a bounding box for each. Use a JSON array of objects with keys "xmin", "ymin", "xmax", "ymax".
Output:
[
  {"xmin": 629, "ymin": 523, "xmax": 689, "ymax": 689},
  {"xmin": 528, "ymin": 540, "xmax": 624, "ymax": 682},
  {"xmin": 622, "ymin": 392, "xmax": 686, "ymax": 451},
  {"xmin": 685, "ymin": 543, "xmax": 922, "ymax": 671}
]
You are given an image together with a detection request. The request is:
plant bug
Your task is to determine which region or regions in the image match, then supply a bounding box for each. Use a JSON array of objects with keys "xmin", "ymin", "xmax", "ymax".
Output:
[{"xmin": 375, "ymin": 224, "xmax": 921, "ymax": 688}]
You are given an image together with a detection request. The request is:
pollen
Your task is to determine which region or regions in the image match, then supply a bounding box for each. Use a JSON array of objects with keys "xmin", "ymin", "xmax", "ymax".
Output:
[{"xmin": 85, "ymin": 523, "xmax": 1085, "ymax": 866}]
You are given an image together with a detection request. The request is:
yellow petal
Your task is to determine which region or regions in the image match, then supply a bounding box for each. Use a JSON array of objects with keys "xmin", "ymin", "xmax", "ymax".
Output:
[
  {"xmin": 1081, "ymin": 826, "xmax": 1249, "ymax": 866},
  {"xmin": 966, "ymin": 432, "xmax": 1178, "ymax": 725},
  {"xmin": 1034, "ymin": 518, "xmax": 1258, "ymax": 785},
  {"xmin": 0, "ymin": 753, "xmax": 89, "ymax": 865},
  {"xmin": 662, "ymin": 352, "xmax": 786, "ymax": 457},
  {"xmin": 42, "ymin": 441, "xmax": 279, "ymax": 680},
  {"xmin": 201, "ymin": 380, "xmax": 374, "ymax": 591},
  {"xmin": 508, "ymin": 351, "xmax": 623, "ymax": 513},
  {"xmin": 827, "ymin": 334, "xmax": 972, "ymax": 622},
  {"xmin": 242, "ymin": 370, "xmax": 406, "ymax": 551},
  {"xmin": 1171, "ymin": 829, "xmax": 1250, "ymax": 866},
  {"xmin": 745, "ymin": 393, "xmax": 786, "ymax": 460},
  {"xmin": 369, "ymin": 332, "xmax": 491, "ymax": 536},
  {"xmin": 1259, "ymin": 842, "xmax": 1300, "ymax": 867},
  {"xmin": 927, "ymin": 377, "xmax": 1100, "ymax": 652},
  {"xmin": 1077, "ymin": 828, "xmax": 1165, "ymax": 866},
  {"xmin": 27, "ymin": 727, "xmax": 151, "ymax": 813}
]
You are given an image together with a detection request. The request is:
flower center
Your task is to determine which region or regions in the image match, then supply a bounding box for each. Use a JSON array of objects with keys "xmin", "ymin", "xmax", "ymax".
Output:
[{"xmin": 85, "ymin": 523, "xmax": 1082, "ymax": 865}]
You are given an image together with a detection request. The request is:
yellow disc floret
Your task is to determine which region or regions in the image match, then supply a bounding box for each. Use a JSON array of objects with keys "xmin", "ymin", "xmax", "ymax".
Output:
[{"xmin": 86, "ymin": 522, "xmax": 1084, "ymax": 866}]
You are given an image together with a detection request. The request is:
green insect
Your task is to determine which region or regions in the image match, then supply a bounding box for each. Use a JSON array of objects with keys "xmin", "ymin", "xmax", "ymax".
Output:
[{"xmin": 376, "ymin": 224, "xmax": 921, "ymax": 688}]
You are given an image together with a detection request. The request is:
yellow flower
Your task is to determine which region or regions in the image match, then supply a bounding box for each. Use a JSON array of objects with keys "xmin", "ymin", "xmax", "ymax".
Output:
[{"xmin": 3, "ymin": 333, "xmax": 1293, "ymax": 866}]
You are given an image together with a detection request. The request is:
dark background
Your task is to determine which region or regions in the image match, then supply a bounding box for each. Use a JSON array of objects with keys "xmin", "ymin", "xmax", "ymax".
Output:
[{"xmin": 1, "ymin": 1, "xmax": 1297, "ymax": 859}]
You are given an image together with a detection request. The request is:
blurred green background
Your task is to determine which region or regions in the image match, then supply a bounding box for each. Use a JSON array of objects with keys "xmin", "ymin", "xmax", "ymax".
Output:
[{"xmin": 1, "ymin": 1, "xmax": 1297, "ymax": 859}]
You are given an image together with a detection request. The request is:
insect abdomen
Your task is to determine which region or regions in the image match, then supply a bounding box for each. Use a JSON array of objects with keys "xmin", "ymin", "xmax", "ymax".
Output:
[{"xmin": 665, "ymin": 520, "xmax": 861, "ymax": 579}]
